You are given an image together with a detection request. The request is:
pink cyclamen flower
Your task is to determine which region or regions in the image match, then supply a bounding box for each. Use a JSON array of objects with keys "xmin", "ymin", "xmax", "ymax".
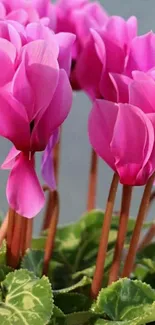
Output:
[
  {"xmin": 76, "ymin": 15, "xmax": 137, "ymax": 99},
  {"xmin": 89, "ymin": 99, "xmax": 155, "ymax": 185},
  {"xmin": 55, "ymin": 0, "xmax": 108, "ymax": 89},
  {"xmin": 0, "ymin": 38, "xmax": 73, "ymax": 218},
  {"xmin": 0, "ymin": 0, "xmax": 56, "ymax": 30}
]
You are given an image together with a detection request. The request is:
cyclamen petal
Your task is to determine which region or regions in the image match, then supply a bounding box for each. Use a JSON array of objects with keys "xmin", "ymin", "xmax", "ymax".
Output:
[
  {"xmin": 129, "ymin": 79, "xmax": 155, "ymax": 113},
  {"xmin": 7, "ymin": 153, "xmax": 45, "ymax": 218},
  {"xmin": 23, "ymin": 40, "xmax": 59, "ymax": 115},
  {"xmin": 55, "ymin": 32, "xmax": 76, "ymax": 76},
  {"xmin": 41, "ymin": 129, "xmax": 59, "ymax": 190},
  {"xmin": 1, "ymin": 146, "xmax": 20, "ymax": 170}
]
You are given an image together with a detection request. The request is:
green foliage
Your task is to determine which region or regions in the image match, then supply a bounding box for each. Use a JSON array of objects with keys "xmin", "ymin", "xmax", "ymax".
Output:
[
  {"xmin": 0, "ymin": 210, "xmax": 154, "ymax": 324},
  {"xmin": 0, "ymin": 269, "xmax": 53, "ymax": 324}
]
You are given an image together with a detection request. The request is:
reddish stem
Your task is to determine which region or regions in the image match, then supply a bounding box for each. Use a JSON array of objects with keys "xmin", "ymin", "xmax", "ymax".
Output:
[
  {"xmin": 90, "ymin": 173, "xmax": 119, "ymax": 299},
  {"xmin": 7, "ymin": 208, "xmax": 15, "ymax": 266},
  {"xmin": 138, "ymin": 224, "xmax": 155, "ymax": 251},
  {"xmin": 21, "ymin": 218, "xmax": 33, "ymax": 257},
  {"xmin": 10, "ymin": 213, "xmax": 23, "ymax": 268},
  {"xmin": 0, "ymin": 214, "xmax": 8, "ymax": 247},
  {"xmin": 87, "ymin": 149, "xmax": 98, "ymax": 211},
  {"xmin": 43, "ymin": 190, "xmax": 59, "ymax": 276},
  {"xmin": 108, "ymin": 185, "xmax": 132, "ymax": 284},
  {"xmin": 122, "ymin": 173, "xmax": 155, "ymax": 278}
]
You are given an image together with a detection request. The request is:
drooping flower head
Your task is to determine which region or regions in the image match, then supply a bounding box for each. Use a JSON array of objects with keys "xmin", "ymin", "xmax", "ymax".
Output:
[
  {"xmin": 0, "ymin": 22, "xmax": 75, "ymax": 218},
  {"xmin": 88, "ymin": 73, "xmax": 155, "ymax": 186},
  {"xmin": 76, "ymin": 15, "xmax": 137, "ymax": 99},
  {"xmin": 55, "ymin": 0, "xmax": 109, "ymax": 89}
]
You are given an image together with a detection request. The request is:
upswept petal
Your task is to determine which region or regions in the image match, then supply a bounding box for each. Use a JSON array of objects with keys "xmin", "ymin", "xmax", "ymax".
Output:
[
  {"xmin": 0, "ymin": 21, "xmax": 22, "ymax": 52},
  {"xmin": 31, "ymin": 69, "xmax": 72, "ymax": 150},
  {"xmin": 23, "ymin": 40, "xmax": 59, "ymax": 115},
  {"xmin": 0, "ymin": 90, "xmax": 30, "ymax": 151},
  {"xmin": 111, "ymin": 104, "xmax": 154, "ymax": 185},
  {"xmin": 26, "ymin": 22, "xmax": 56, "ymax": 43},
  {"xmin": 129, "ymin": 79, "xmax": 155, "ymax": 113},
  {"xmin": 127, "ymin": 16, "xmax": 138, "ymax": 41},
  {"xmin": 88, "ymin": 99, "xmax": 117, "ymax": 169},
  {"xmin": 125, "ymin": 32, "xmax": 155, "ymax": 76},
  {"xmin": 76, "ymin": 29, "xmax": 105, "ymax": 99},
  {"xmin": 6, "ymin": 9, "xmax": 28, "ymax": 25},
  {"xmin": 0, "ymin": 2, "xmax": 6, "ymax": 19},
  {"xmin": 41, "ymin": 129, "xmax": 59, "ymax": 189},
  {"xmin": 109, "ymin": 73, "xmax": 132, "ymax": 103},
  {"xmin": 12, "ymin": 59, "xmax": 35, "ymax": 121},
  {"xmin": 7, "ymin": 153, "xmax": 45, "ymax": 218},
  {"xmin": 55, "ymin": 32, "xmax": 76, "ymax": 75},
  {"xmin": 1, "ymin": 146, "xmax": 20, "ymax": 170}
]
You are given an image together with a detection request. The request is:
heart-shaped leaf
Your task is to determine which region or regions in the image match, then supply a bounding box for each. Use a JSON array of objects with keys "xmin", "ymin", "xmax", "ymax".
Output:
[
  {"xmin": 21, "ymin": 250, "xmax": 44, "ymax": 277},
  {"xmin": 92, "ymin": 278, "xmax": 155, "ymax": 324},
  {"xmin": 0, "ymin": 269, "xmax": 53, "ymax": 325}
]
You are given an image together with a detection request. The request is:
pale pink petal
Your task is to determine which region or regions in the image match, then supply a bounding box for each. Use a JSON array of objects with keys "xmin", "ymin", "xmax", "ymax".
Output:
[
  {"xmin": 12, "ymin": 59, "xmax": 34, "ymax": 121},
  {"xmin": 111, "ymin": 104, "xmax": 154, "ymax": 185},
  {"xmin": 129, "ymin": 79, "xmax": 155, "ymax": 113},
  {"xmin": 109, "ymin": 73, "xmax": 132, "ymax": 103},
  {"xmin": 26, "ymin": 23, "xmax": 56, "ymax": 44},
  {"xmin": 103, "ymin": 16, "xmax": 128, "ymax": 49},
  {"xmin": 0, "ymin": 21, "xmax": 22, "ymax": 52},
  {"xmin": 0, "ymin": 49, "xmax": 14, "ymax": 86},
  {"xmin": 31, "ymin": 69, "xmax": 72, "ymax": 150},
  {"xmin": 6, "ymin": 9, "xmax": 28, "ymax": 25},
  {"xmin": 0, "ymin": 38, "xmax": 16, "ymax": 63},
  {"xmin": 132, "ymin": 70, "xmax": 153, "ymax": 81},
  {"xmin": 0, "ymin": 3, "xmax": 6, "ymax": 19},
  {"xmin": 7, "ymin": 153, "xmax": 45, "ymax": 218},
  {"xmin": 1, "ymin": 146, "xmax": 20, "ymax": 170},
  {"xmin": 7, "ymin": 20, "xmax": 27, "ymax": 45},
  {"xmin": 125, "ymin": 32, "xmax": 155, "ymax": 76},
  {"xmin": 55, "ymin": 32, "xmax": 76, "ymax": 75},
  {"xmin": 88, "ymin": 99, "xmax": 117, "ymax": 169},
  {"xmin": 0, "ymin": 90, "xmax": 30, "ymax": 151},
  {"xmin": 127, "ymin": 16, "xmax": 138, "ymax": 41},
  {"xmin": 23, "ymin": 40, "xmax": 59, "ymax": 115}
]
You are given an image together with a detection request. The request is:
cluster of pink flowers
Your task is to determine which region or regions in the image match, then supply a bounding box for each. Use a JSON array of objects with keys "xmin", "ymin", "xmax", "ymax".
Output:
[{"xmin": 0, "ymin": 0, "xmax": 155, "ymax": 217}]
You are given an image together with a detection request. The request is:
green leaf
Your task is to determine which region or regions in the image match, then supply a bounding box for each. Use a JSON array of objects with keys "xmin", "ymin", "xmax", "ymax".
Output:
[
  {"xmin": 92, "ymin": 278, "xmax": 155, "ymax": 324},
  {"xmin": 50, "ymin": 306, "xmax": 65, "ymax": 325},
  {"xmin": 0, "ymin": 269, "xmax": 53, "ymax": 325},
  {"xmin": 65, "ymin": 311, "xmax": 95, "ymax": 325},
  {"xmin": 31, "ymin": 237, "xmax": 46, "ymax": 250},
  {"xmin": 54, "ymin": 293, "xmax": 91, "ymax": 314},
  {"xmin": 54, "ymin": 276, "xmax": 91, "ymax": 294},
  {"xmin": 0, "ymin": 241, "xmax": 6, "ymax": 265},
  {"xmin": 0, "ymin": 266, "xmax": 13, "ymax": 282},
  {"xmin": 21, "ymin": 250, "xmax": 44, "ymax": 277},
  {"xmin": 94, "ymin": 320, "xmax": 136, "ymax": 325}
]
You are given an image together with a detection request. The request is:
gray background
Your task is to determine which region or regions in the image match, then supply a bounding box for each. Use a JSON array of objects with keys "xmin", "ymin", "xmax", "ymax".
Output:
[{"xmin": 0, "ymin": 0, "xmax": 155, "ymax": 234}]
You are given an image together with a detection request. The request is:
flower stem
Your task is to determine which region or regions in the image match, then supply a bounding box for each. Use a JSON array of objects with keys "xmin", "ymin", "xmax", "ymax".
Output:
[
  {"xmin": 90, "ymin": 173, "xmax": 119, "ymax": 299},
  {"xmin": 87, "ymin": 149, "xmax": 98, "ymax": 211},
  {"xmin": 10, "ymin": 213, "xmax": 23, "ymax": 268},
  {"xmin": 108, "ymin": 185, "xmax": 132, "ymax": 284},
  {"xmin": 21, "ymin": 218, "xmax": 33, "ymax": 256},
  {"xmin": 6, "ymin": 208, "xmax": 15, "ymax": 266},
  {"xmin": 122, "ymin": 173, "xmax": 155, "ymax": 278},
  {"xmin": 0, "ymin": 214, "xmax": 8, "ymax": 247},
  {"xmin": 43, "ymin": 190, "xmax": 59, "ymax": 275}
]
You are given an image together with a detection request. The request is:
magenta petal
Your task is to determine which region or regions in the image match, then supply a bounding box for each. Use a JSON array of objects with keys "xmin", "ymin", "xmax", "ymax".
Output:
[
  {"xmin": 127, "ymin": 16, "xmax": 138, "ymax": 41},
  {"xmin": 0, "ymin": 21, "xmax": 21, "ymax": 52},
  {"xmin": 7, "ymin": 153, "xmax": 45, "ymax": 218},
  {"xmin": 0, "ymin": 3, "xmax": 6, "ymax": 19},
  {"xmin": 41, "ymin": 129, "xmax": 59, "ymax": 189},
  {"xmin": 1, "ymin": 146, "xmax": 20, "ymax": 170},
  {"xmin": 111, "ymin": 104, "xmax": 154, "ymax": 185},
  {"xmin": 6, "ymin": 9, "xmax": 28, "ymax": 25},
  {"xmin": 125, "ymin": 32, "xmax": 155, "ymax": 76},
  {"xmin": 12, "ymin": 59, "xmax": 34, "ymax": 121},
  {"xmin": 31, "ymin": 69, "xmax": 72, "ymax": 150},
  {"xmin": 109, "ymin": 73, "xmax": 132, "ymax": 103},
  {"xmin": 0, "ymin": 90, "xmax": 30, "ymax": 150},
  {"xmin": 55, "ymin": 32, "xmax": 76, "ymax": 75},
  {"xmin": 88, "ymin": 99, "xmax": 117, "ymax": 170},
  {"xmin": 129, "ymin": 79, "xmax": 155, "ymax": 113},
  {"xmin": 76, "ymin": 30, "xmax": 105, "ymax": 99},
  {"xmin": 23, "ymin": 40, "xmax": 59, "ymax": 115}
]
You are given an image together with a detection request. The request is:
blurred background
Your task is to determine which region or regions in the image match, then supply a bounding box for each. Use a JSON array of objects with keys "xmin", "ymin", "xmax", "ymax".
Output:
[{"xmin": 0, "ymin": 0, "xmax": 155, "ymax": 234}]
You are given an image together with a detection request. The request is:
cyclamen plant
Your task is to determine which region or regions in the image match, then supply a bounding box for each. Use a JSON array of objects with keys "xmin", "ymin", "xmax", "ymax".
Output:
[{"xmin": 0, "ymin": 0, "xmax": 155, "ymax": 325}]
